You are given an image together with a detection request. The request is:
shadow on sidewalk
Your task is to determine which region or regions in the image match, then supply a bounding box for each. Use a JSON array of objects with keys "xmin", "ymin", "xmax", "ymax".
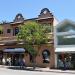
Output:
[
  {"xmin": 7, "ymin": 66, "xmax": 42, "ymax": 71},
  {"xmin": 5, "ymin": 66, "xmax": 75, "ymax": 74}
]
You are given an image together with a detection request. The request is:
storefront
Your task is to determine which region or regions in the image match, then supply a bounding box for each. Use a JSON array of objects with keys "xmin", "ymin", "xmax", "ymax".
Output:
[
  {"xmin": 2, "ymin": 48, "xmax": 25, "ymax": 66},
  {"xmin": 54, "ymin": 19, "xmax": 75, "ymax": 69},
  {"xmin": 55, "ymin": 47, "xmax": 75, "ymax": 69}
]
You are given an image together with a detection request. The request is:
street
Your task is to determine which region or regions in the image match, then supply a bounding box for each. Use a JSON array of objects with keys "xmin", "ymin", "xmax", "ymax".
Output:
[{"xmin": 0, "ymin": 68, "xmax": 74, "ymax": 75}]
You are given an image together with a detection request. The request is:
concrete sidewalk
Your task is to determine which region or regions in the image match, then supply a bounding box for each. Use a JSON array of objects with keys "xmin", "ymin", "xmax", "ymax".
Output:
[
  {"xmin": 0, "ymin": 65, "xmax": 75, "ymax": 74},
  {"xmin": 35, "ymin": 67, "xmax": 75, "ymax": 74}
]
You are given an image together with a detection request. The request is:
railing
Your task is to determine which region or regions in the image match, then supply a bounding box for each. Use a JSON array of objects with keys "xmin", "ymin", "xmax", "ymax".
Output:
[{"xmin": 0, "ymin": 36, "xmax": 17, "ymax": 41}]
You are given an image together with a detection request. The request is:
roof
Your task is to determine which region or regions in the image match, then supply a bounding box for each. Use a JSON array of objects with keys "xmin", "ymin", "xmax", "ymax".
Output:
[{"xmin": 56, "ymin": 19, "xmax": 75, "ymax": 29}]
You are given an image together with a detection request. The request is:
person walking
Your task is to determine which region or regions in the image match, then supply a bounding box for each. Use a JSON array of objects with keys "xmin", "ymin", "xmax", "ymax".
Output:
[
  {"xmin": 23, "ymin": 58, "xmax": 26, "ymax": 68},
  {"xmin": 2, "ymin": 57, "xmax": 6, "ymax": 65},
  {"xmin": 8, "ymin": 58, "xmax": 11, "ymax": 66}
]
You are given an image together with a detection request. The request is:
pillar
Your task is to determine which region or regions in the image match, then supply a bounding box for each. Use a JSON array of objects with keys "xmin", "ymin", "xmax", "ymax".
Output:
[{"xmin": 55, "ymin": 53, "xmax": 58, "ymax": 68}]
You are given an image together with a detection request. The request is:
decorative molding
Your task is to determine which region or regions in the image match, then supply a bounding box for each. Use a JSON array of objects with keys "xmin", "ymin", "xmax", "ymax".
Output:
[
  {"xmin": 13, "ymin": 13, "xmax": 24, "ymax": 22},
  {"xmin": 38, "ymin": 8, "xmax": 53, "ymax": 19}
]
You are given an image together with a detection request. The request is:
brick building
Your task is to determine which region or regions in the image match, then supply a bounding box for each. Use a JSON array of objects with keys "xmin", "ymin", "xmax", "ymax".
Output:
[{"xmin": 0, "ymin": 8, "xmax": 58, "ymax": 68}]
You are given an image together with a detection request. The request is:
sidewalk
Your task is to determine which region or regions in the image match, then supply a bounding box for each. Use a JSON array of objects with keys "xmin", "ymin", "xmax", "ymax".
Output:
[
  {"xmin": 0, "ymin": 65, "xmax": 75, "ymax": 74},
  {"xmin": 35, "ymin": 67, "xmax": 75, "ymax": 74}
]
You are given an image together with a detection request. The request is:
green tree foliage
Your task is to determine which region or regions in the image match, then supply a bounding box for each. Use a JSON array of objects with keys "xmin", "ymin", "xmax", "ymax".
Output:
[
  {"xmin": 17, "ymin": 21, "xmax": 48, "ymax": 69},
  {"xmin": 0, "ymin": 25, "xmax": 3, "ymax": 34},
  {"xmin": 17, "ymin": 21, "xmax": 47, "ymax": 45}
]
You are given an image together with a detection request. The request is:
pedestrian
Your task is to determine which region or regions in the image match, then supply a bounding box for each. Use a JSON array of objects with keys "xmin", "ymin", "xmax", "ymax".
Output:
[
  {"xmin": 8, "ymin": 58, "xmax": 11, "ymax": 66},
  {"xmin": 19, "ymin": 58, "xmax": 23, "ymax": 69},
  {"xmin": 63, "ymin": 58, "xmax": 66, "ymax": 70},
  {"xmin": 6, "ymin": 58, "xmax": 9, "ymax": 65},
  {"xmin": 23, "ymin": 58, "xmax": 26, "ymax": 68},
  {"xmin": 2, "ymin": 57, "xmax": 6, "ymax": 65}
]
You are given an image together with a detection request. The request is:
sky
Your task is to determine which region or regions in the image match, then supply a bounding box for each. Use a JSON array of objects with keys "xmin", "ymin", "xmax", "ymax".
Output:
[{"xmin": 0, "ymin": 0, "xmax": 75, "ymax": 22}]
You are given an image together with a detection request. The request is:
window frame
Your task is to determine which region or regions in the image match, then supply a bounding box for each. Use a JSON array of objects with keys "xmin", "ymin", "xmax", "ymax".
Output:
[
  {"xmin": 42, "ymin": 50, "xmax": 50, "ymax": 63},
  {"xmin": 7, "ymin": 29, "xmax": 11, "ymax": 33}
]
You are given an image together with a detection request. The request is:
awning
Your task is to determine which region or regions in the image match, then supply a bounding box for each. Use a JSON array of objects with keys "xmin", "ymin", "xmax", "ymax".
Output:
[
  {"xmin": 55, "ymin": 47, "xmax": 75, "ymax": 53},
  {"xmin": 4, "ymin": 48, "xmax": 25, "ymax": 52}
]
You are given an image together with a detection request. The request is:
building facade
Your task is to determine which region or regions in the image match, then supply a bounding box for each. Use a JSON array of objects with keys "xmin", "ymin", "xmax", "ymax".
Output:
[
  {"xmin": 0, "ymin": 8, "xmax": 58, "ymax": 68},
  {"xmin": 54, "ymin": 19, "xmax": 75, "ymax": 69}
]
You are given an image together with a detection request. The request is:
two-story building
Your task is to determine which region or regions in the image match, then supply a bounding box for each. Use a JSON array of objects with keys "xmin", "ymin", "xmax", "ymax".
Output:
[
  {"xmin": 54, "ymin": 19, "xmax": 75, "ymax": 69},
  {"xmin": 0, "ymin": 8, "xmax": 58, "ymax": 68}
]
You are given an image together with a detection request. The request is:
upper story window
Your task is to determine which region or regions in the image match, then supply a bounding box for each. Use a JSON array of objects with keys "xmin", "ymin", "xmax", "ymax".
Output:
[
  {"xmin": 14, "ymin": 27, "xmax": 19, "ymax": 35},
  {"xmin": 57, "ymin": 25, "xmax": 75, "ymax": 33},
  {"xmin": 58, "ymin": 35, "xmax": 75, "ymax": 45},
  {"xmin": 42, "ymin": 23, "xmax": 53, "ymax": 33},
  {"xmin": 0, "ymin": 26, "xmax": 3, "ymax": 35},
  {"xmin": 0, "ymin": 31, "xmax": 3, "ymax": 34},
  {"xmin": 7, "ymin": 29, "xmax": 11, "ymax": 33}
]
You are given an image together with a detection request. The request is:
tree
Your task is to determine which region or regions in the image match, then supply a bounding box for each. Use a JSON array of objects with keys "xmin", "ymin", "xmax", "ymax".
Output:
[
  {"xmin": 0, "ymin": 25, "xmax": 3, "ymax": 34},
  {"xmin": 17, "ymin": 21, "xmax": 48, "ymax": 69}
]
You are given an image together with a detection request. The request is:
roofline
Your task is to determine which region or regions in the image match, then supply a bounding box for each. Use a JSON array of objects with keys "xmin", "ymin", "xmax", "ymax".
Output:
[
  {"xmin": 55, "ymin": 19, "xmax": 75, "ymax": 29},
  {"xmin": 0, "ymin": 17, "xmax": 53, "ymax": 25},
  {"xmin": 0, "ymin": 17, "xmax": 38, "ymax": 25},
  {"xmin": 36, "ymin": 17, "xmax": 53, "ymax": 20}
]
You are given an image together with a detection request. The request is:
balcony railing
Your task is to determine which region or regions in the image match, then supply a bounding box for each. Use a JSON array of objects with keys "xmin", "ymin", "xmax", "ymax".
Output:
[{"xmin": 0, "ymin": 36, "xmax": 17, "ymax": 42}]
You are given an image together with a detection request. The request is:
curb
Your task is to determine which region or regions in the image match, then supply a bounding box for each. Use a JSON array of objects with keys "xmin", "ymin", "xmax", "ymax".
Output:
[
  {"xmin": 0, "ymin": 65, "xmax": 75, "ymax": 74},
  {"xmin": 35, "ymin": 69, "xmax": 75, "ymax": 74}
]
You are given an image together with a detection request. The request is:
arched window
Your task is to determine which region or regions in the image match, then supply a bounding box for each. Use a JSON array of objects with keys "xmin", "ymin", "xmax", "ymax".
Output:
[{"xmin": 42, "ymin": 49, "xmax": 50, "ymax": 63}]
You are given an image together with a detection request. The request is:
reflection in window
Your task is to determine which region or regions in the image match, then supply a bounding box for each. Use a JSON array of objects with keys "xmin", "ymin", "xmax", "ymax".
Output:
[
  {"xmin": 57, "ymin": 25, "xmax": 75, "ymax": 32},
  {"xmin": 58, "ymin": 36, "xmax": 75, "ymax": 45},
  {"xmin": 42, "ymin": 50, "xmax": 50, "ymax": 63}
]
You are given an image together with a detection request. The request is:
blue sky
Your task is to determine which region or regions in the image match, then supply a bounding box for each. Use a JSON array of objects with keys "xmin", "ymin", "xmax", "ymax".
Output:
[{"xmin": 0, "ymin": 0, "xmax": 75, "ymax": 22}]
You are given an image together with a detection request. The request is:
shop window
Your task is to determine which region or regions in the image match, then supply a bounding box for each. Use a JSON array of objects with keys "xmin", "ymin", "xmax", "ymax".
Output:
[
  {"xmin": 57, "ymin": 54, "xmax": 73, "ymax": 69},
  {"xmin": 42, "ymin": 50, "xmax": 50, "ymax": 63},
  {"xmin": 7, "ymin": 29, "xmax": 11, "ymax": 33}
]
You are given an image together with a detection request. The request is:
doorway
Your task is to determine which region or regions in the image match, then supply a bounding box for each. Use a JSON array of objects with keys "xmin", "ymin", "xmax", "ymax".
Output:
[
  {"xmin": 3, "ymin": 53, "xmax": 24, "ymax": 66},
  {"xmin": 11, "ymin": 54, "xmax": 24, "ymax": 66}
]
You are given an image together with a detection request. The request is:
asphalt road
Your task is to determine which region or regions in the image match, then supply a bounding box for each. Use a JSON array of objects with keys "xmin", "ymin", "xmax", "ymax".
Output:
[{"xmin": 0, "ymin": 68, "xmax": 75, "ymax": 75}]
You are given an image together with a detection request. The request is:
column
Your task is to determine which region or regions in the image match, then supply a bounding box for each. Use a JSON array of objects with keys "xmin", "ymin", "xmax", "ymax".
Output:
[{"xmin": 55, "ymin": 53, "xmax": 58, "ymax": 68}]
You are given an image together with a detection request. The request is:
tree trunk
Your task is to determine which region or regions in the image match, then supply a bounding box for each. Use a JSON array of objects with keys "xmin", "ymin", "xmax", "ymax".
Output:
[{"xmin": 32, "ymin": 56, "xmax": 36, "ymax": 70}]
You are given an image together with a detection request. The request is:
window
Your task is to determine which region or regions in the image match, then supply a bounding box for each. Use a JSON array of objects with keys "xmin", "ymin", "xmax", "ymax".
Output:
[
  {"xmin": 42, "ymin": 50, "xmax": 50, "ymax": 63},
  {"xmin": 14, "ymin": 27, "xmax": 19, "ymax": 35},
  {"xmin": 7, "ymin": 29, "xmax": 11, "ymax": 33},
  {"xmin": 58, "ymin": 35, "xmax": 75, "ymax": 45},
  {"xmin": 0, "ymin": 31, "xmax": 1, "ymax": 34},
  {"xmin": 42, "ymin": 24, "xmax": 53, "ymax": 33},
  {"xmin": 0, "ymin": 30, "xmax": 3, "ymax": 34}
]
